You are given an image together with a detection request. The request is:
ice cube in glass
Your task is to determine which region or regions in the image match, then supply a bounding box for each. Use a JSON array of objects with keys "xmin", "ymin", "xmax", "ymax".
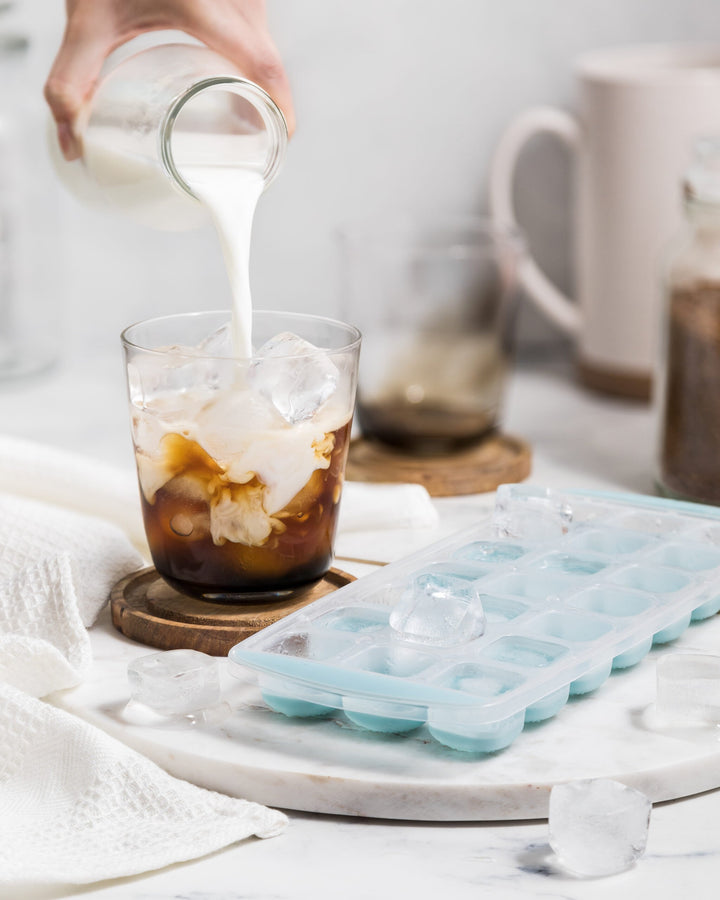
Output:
[
  {"xmin": 196, "ymin": 320, "xmax": 234, "ymax": 357},
  {"xmin": 249, "ymin": 331, "xmax": 339, "ymax": 423}
]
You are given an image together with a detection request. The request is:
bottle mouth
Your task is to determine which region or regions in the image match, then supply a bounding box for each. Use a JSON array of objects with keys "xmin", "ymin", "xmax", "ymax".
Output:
[{"xmin": 160, "ymin": 76, "xmax": 288, "ymax": 200}]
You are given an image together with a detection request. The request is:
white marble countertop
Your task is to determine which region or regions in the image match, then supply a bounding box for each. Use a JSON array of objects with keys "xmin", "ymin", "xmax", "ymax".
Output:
[{"xmin": 5, "ymin": 352, "xmax": 719, "ymax": 900}]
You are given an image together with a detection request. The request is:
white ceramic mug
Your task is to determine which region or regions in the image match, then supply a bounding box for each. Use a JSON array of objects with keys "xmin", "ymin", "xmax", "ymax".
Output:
[{"xmin": 490, "ymin": 44, "xmax": 720, "ymax": 399}]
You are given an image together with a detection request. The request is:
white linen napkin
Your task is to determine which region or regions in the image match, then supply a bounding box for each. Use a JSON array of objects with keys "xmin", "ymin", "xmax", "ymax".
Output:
[
  {"xmin": 0, "ymin": 479, "xmax": 287, "ymax": 887},
  {"xmin": 0, "ymin": 682, "xmax": 285, "ymax": 885},
  {"xmin": 339, "ymin": 481, "xmax": 439, "ymax": 532},
  {"xmin": 0, "ymin": 433, "xmax": 148, "ymax": 553}
]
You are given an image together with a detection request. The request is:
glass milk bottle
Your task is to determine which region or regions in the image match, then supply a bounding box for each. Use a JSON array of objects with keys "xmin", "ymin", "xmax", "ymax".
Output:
[
  {"xmin": 51, "ymin": 43, "xmax": 288, "ymax": 230},
  {"xmin": 657, "ymin": 138, "xmax": 720, "ymax": 504}
]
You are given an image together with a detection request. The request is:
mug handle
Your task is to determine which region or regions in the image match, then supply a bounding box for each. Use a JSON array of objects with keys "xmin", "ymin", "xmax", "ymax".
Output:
[{"xmin": 489, "ymin": 106, "xmax": 581, "ymax": 336}]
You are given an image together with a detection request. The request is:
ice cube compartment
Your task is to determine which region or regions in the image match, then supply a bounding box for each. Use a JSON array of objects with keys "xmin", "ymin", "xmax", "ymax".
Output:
[{"xmin": 229, "ymin": 485, "xmax": 720, "ymax": 753}]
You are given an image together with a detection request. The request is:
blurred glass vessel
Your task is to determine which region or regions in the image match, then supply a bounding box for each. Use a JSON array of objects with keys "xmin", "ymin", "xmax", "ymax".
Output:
[{"xmin": 340, "ymin": 217, "xmax": 523, "ymax": 455}]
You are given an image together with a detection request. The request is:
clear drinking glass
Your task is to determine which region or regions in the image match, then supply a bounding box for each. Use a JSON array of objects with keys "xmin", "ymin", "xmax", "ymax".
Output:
[
  {"xmin": 53, "ymin": 43, "xmax": 288, "ymax": 230},
  {"xmin": 339, "ymin": 217, "xmax": 523, "ymax": 454},
  {"xmin": 122, "ymin": 310, "xmax": 360, "ymax": 600}
]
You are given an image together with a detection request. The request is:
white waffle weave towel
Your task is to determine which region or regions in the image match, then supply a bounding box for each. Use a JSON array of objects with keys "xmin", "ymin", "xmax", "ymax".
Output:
[{"xmin": 0, "ymin": 437, "xmax": 287, "ymax": 887}]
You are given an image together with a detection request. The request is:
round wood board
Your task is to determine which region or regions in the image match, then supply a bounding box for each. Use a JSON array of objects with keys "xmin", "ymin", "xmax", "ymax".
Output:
[
  {"xmin": 110, "ymin": 566, "xmax": 355, "ymax": 657},
  {"xmin": 345, "ymin": 432, "xmax": 531, "ymax": 497}
]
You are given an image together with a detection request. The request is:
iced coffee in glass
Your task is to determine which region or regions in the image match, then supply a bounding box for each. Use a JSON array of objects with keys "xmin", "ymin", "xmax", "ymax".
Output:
[{"xmin": 122, "ymin": 310, "xmax": 360, "ymax": 600}]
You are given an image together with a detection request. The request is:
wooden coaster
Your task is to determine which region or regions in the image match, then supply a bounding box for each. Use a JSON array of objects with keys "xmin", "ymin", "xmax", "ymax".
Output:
[
  {"xmin": 345, "ymin": 432, "xmax": 532, "ymax": 497},
  {"xmin": 110, "ymin": 566, "xmax": 356, "ymax": 657}
]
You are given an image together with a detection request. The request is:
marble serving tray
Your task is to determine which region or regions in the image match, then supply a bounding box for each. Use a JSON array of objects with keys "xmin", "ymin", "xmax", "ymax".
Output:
[{"xmin": 51, "ymin": 605, "xmax": 720, "ymax": 822}]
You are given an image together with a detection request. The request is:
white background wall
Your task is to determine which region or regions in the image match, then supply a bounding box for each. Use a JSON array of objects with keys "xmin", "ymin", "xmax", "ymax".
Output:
[{"xmin": 9, "ymin": 0, "xmax": 720, "ymax": 362}]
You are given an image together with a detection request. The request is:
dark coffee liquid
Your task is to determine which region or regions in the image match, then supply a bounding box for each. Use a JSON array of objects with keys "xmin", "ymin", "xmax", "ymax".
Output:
[
  {"xmin": 358, "ymin": 400, "xmax": 496, "ymax": 455},
  {"xmin": 139, "ymin": 421, "xmax": 351, "ymax": 599}
]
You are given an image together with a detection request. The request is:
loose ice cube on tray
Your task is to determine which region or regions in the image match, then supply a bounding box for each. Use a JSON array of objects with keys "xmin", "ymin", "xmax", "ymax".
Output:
[
  {"xmin": 389, "ymin": 572, "xmax": 487, "ymax": 647},
  {"xmin": 249, "ymin": 331, "xmax": 339, "ymax": 423},
  {"xmin": 656, "ymin": 651, "xmax": 720, "ymax": 726},
  {"xmin": 493, "ymin": 484, "xmax": 574, "ymax": 539},
  {"xmin": 128, "ymin": 649, "xmax": 221, "ymax": 716},
  {"xmin": 228, "ymin": 485, "xmax": 720, "ymax": 753},
  {"xmin": 549, "ymin": 779, "xmax": 651, "ymax": 877}
]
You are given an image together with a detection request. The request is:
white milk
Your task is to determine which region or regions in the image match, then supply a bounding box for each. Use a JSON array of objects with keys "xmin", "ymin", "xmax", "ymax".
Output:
[
  {"xmin": 80, "ymin": 127, "xmax": 266, "ymax": 357},
  {"xmin": 179, "ymin": 161, "xmax": 264, "ymax": 358},
  {"xmin": 170, "ymin": 130, "xmax": 267, "ymax": 357}
]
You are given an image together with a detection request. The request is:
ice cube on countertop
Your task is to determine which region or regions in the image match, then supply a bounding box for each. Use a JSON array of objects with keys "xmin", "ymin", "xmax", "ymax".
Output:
[{"xmin": 549, "ymin": 779, "xmax": 651, "ymax": 877}]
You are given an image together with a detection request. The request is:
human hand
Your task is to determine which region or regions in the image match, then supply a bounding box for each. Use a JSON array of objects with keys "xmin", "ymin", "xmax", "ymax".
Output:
[{"xmin": 45, "ymin": 0, "xmax": 295, "ymax": 160}]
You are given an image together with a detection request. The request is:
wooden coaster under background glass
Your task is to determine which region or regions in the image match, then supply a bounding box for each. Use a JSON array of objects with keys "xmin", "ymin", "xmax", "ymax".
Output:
[
  {"xmin": 111, "ymin": 566, "xmax": 355, "ymax": 656},
  {"xmin": 346, "ymin": 432, "xmax": 532, "ymax": 497}
]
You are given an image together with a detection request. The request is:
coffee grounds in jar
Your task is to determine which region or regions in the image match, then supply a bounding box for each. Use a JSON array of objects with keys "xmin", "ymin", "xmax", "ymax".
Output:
[{"xmin": 660, "ymin": 281, "xmax": 720, "ymax": 504}]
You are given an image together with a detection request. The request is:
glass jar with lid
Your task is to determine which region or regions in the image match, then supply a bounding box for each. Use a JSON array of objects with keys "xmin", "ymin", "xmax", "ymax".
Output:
[
  {"xmin": 657, "ymin": 137, "xmax": 720, "ymax": 504},
  {"xmin": 50, "ymin": 42, "xmax": 288, "ymax": 230}
]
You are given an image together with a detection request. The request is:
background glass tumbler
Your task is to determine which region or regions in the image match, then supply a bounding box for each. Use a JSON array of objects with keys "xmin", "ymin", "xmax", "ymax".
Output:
[
  {"xmin": 339, "ymin": 218, "xmax": 523, "ymax": 455},
  {"xmin": 122, "ymin": 310, "xmax": 360, "ymax": 600}
]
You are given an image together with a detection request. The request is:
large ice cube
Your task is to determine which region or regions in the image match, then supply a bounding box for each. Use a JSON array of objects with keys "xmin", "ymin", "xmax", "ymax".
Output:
[
  {"xmin": 128, "ymin": 339, "xmax": 232, "ymax": 408},
  {"xmin": 389, "ymin": 572, "xmax": 486, "ymax": 647},
  {"xmin": 127, "ymin": 649, "xmax": 221, "ymax": 716},
  {"xmin": 196, "ymin": 321, "xmax": 234, "ymax": 357},
  {"xmin": 249, "ymin": 331, "xmax": 339, "ymax": 424},
  {"xmin": 494, "ymin": 484, "xmax": 573, "ymax": 541},
  {"xmin": 656, "ymin": 651, "xmax": 720, "ymax": 725},
  {"xmin": 549, "ymin": 779, "xmax": 651, "ymax": 877}
]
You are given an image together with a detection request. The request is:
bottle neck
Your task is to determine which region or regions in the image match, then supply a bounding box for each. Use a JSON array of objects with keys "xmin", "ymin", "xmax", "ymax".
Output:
[{"xmin": 161, "ymin": 76, "xmax": 288, "ymax": 200}]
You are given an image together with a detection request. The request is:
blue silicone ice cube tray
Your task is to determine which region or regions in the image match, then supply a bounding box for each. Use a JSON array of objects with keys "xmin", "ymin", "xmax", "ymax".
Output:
[{"xmin": 228, "ymin": 485, "xmax": 720, "ymax": 753}]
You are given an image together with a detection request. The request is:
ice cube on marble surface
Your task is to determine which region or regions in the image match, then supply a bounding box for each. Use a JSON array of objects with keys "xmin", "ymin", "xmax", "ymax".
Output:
[
  {"xmin": 389, "ymin": 572, "xmax": 486, "ymax": 647},
  {"xmin": 656, "ymin": 651, "xmax": 720, "ymax": 725},
  {"xmin": 127, "ymin": 649, "xmax": 221, "ymax": 716},
  {"xmin": 249, "ymin": 331, "xmax": 339, "ymax": 423},
  {"xmin": 549, "ymin": 779, "xmax": 651, "ymax": 877}
]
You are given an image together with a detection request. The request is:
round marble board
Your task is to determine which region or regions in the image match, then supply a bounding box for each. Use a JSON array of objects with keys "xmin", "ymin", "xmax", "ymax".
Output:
[{"xmin": 51, "ymin": 607, "xmax": 720, "ymax": 822}]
